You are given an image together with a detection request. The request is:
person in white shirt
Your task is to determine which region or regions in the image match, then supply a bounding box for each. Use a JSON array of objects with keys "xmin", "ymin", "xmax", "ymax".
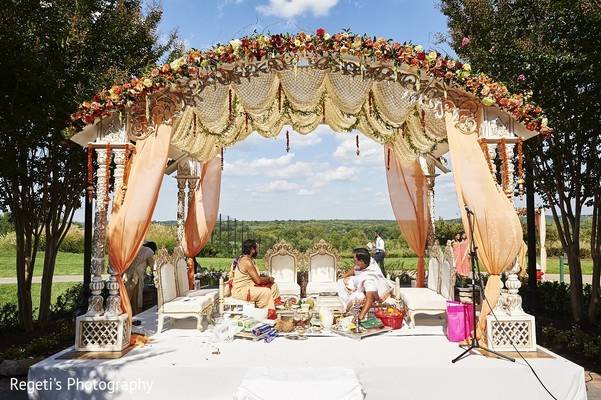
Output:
[
  {"xmin": 123, "ymin": 241, "xmax": 156, "ymax": 315},
  {"xmin": 374, "ymin": 232, "xmax": 386, "ymax": 274},
  {"xmin": 337, "ymin": 248, "xmax": 394, "ymax": 320}
]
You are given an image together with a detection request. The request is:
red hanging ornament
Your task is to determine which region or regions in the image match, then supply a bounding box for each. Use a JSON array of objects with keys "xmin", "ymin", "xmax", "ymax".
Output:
[
  {"xmin": 356, "ymin": 134, "xmax": 360, "ymax": 156},
  {"xmin": 285, "ymin": 130, "xmax": 290, "ymax": 153},
  {"xmin": 386, "ymin": 148, "xmax": 391, "ymax": 171},
  {"xmin": 221, "ymin": 147, "xmax": 224, "ymax": 171},
  {"xmin": 278, "ymin": 83, "xmax": 282, "ymax": 113},
  {"xmin": 228, "ymin": 88, "xmax": 232, "ymax": 118},
  {"xmin": 322, "ymin": 98, "xmax": 326, "ymax": 124}
]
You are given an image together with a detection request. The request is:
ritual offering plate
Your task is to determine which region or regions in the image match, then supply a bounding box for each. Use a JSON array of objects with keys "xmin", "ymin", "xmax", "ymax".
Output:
[{"xmin": 332, "ymin": 326, "xmax": 392, "ymax": 340}]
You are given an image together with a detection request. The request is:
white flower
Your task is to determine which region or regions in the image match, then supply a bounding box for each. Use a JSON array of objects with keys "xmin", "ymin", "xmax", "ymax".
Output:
[
  {"xmin": 414, "ymin": 45, "xmax": 424, "ymax": 53},
  {"xmin": 230, "ymin": 39, "xmax": 241, "ymax": 51}
]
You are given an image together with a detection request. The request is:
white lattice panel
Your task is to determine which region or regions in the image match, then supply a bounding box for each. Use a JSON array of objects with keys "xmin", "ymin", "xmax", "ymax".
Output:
[
  {"xmin": 486, "ymin": 313, "xmax": 537, "ymax": 352},
  {"xmin": 75, "ymin": 314, "xmax": 131, "ymax": 352}
]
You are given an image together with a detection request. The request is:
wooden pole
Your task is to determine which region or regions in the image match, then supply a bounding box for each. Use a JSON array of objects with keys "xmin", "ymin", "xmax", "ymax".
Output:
[{"xmin": 526, "ymin": 160, "xmax": 537, "ymax": 296}]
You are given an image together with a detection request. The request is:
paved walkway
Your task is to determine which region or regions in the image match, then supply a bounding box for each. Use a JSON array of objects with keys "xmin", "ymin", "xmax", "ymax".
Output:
[
  {"xmin": 0, "ymin": 275, "xmax": 109, "ymax": 284},
  {"xmin": 544, "ymin": 274, "xmax": 593, "ymax": 285}
]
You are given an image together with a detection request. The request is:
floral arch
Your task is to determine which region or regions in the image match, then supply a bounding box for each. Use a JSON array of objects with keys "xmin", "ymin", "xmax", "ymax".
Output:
[{"xmin": 70, "ymin": 30, "xmax": 547, "ymax": 350}]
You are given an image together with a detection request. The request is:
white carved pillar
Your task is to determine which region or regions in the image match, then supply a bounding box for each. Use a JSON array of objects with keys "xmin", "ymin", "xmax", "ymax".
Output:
[
  {"xmin": 176, "ymin": 178, "xmax": 187, "ymax": 245},
  {"xmin": 87, "ymin": 148, "xmax": 109, "ymax": 316}
]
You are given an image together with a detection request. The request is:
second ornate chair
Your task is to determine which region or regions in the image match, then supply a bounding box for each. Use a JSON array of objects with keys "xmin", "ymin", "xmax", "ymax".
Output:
[
  {"xmin": 305, "ymin": 239, "xmax": 340, "ymax": 296},
  {"xmin": 264, "ymin": 240, "xmax": 302, "ymax": 299}
]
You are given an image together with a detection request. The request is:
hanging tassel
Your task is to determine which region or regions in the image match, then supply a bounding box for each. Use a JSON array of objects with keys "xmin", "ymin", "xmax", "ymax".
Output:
[
  {"xmin": 86, "ymin": 145, "xmax": 94, "ymax": 202},
  {"xmin": 285, "ymin": 130, "xmax": 290, "ymax": 153},
  {"xmin": 278, "ymin": 82, "xmax": 282, "ymax": 113},
  {"xmin": 368, "ymin": 91, "xmax": 373, "ymax": 113},
  {"xmin": 420, "ymin": 109, "xmax": 426, "ymax": 132},
  {"xmin": 386, "ymin": 148, "xmax": 391, "ymax": 171},
  {"xmin": 356, "ymin": 134, "xmax": 360, "ymax": 156},
  {"xmin": 322, "ymin": 99, "xmax": 326, "ymax": 124},
  {"xmin": 228, "ymin": 88, "xmax": 232, "ymax": 118},
  {"xmin": 245, "ymin": 112, "xmax": 249, "ymax": 132},
  {"xmin": 221, "ymin": 147, "xmax": 224, "ymax": 171},
  {"xmin": 193, "ymin": 112, "xmax": 197, "ymax": 136}
]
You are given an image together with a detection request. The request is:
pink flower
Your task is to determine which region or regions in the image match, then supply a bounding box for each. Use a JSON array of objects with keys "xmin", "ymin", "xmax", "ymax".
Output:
[
  {"xmin": 461, "ymin": 37, "xmax": 471, "ymax": 47},
  {"xmin": 316, "ymin": 28, "xmax": 326, "ymax": 37},
  {"xmin": 517, "ymin": 74, "xmax": 526, "ymax": 82}
]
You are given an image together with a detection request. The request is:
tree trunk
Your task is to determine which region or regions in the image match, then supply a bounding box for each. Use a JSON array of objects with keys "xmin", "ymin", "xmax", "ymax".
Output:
[
  {"xmin": 14, "ymin": 218, "xmax": 35, "ymax": 332},
  {"xmin": 588, "ymin": 192, "xmax": 600, "ymax": 323},
  {"xmin": 38, "ymin": 239, "xmax": 58, "ymax": 327}
]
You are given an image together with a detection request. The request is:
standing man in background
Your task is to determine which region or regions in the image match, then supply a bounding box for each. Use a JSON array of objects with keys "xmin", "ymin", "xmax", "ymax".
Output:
[{"xmin": 374, "ymin": 232, "xmax": 386, "ymax": 275}]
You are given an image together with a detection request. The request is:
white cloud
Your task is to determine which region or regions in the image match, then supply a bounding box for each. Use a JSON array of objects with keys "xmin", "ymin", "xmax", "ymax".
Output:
[
  {"xmin": 257, "ymin": 180, "xmax": 301, "ymax": 193},
  {"xmin": 298, "ymin": 188, "xmax": 316, "ymax": 196},
  {"xmin": 313, "ymin": 166, "xmax": 356, "ymax": 187},
  {"xmin": 257, "ymin": 0, "xmax": 339, "ymax": 19},
  {"xmin": 333, "ymin": 134, "xmax": 384, "ymax": 167}
]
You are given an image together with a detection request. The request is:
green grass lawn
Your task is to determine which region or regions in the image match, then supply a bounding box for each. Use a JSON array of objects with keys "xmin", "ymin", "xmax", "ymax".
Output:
[
  {"xmin": 0, "ymin": 282, "xmax": 78, "ymax": 316},
  {"xmin": 0, "ymin": 251, "xmax": 84, "ymax": 277},
  {"xmin": 0, "ymin": 252, "xmax": 593, "ymax": 278}
]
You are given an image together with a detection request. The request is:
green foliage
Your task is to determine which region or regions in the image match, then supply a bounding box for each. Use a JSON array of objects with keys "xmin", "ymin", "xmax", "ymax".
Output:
[{"xmin": 440, "ymin": 0, "xmax": 601, "ymax": 322}]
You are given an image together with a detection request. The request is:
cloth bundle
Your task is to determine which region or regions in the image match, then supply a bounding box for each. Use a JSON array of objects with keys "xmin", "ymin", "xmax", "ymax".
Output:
[{"xmin": 251, "ymin": 323, "xmax": 278, "ymax": 342}]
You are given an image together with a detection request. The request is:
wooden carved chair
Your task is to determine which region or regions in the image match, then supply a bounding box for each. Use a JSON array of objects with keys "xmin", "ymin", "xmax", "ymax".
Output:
[
  {"xmin": 154, "ymin": 247, "xmax": 214, "ymax": 333},
  {"xmin": 264, "ymin": 240, "xmax": 301, "ymax": 299}
]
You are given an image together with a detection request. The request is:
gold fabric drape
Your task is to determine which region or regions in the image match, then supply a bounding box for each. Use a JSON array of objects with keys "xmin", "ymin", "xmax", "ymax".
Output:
[
  {"xmin": 107, "ymin": 124, "xmax": 172, "ymax": 318},
  {"xmin": 182, "ymin": 156, "xmax": 222, "ymax": 288},
  {"xmin": 385, "ymin": 146, "xmax": 430, "ymax": 287},
  {"xmin": 445, "ymin": 113, "xmax": 522, "ymax": 338}
]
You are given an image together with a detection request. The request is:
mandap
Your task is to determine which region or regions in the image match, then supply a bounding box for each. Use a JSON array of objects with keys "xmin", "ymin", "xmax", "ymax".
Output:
[{"xmin": 67, "ymin": 30, "xmax": 550, "ymax": 350}]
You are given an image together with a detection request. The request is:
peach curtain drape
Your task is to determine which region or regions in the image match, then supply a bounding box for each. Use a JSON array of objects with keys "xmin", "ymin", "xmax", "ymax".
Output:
[
  {"xmin": 385, "ymin": 146, "xmax": 430, "ymax": 287},
  {"xmin": 182, "ymin": 156, "xmax": 222, "ymax": 288},
  {"xmin": 445, "ymin": 113, "xmax": 522, "ymax": 338},
  {"xmin": 107, "ymin": 124, "xmax": 172, "ymax": 318}
]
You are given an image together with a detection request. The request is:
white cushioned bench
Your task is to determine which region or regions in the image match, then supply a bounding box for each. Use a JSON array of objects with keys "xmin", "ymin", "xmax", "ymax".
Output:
[
  {"xmin": 154, "ymin": 247, "xmax": 216, "ymax": 333},
  {"xmin": 398, "ymin": 242, "xmax": 455, "ymax": 328}
]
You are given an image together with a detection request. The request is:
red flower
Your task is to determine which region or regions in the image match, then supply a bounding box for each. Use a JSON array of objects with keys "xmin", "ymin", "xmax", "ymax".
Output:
[
  {"xmin": 417, "ymin": 52, "xmax": 425, "ymax": 61},
  {"xmin": 316, "ymin": 28, "xmax": 326, "ymax": 37}
]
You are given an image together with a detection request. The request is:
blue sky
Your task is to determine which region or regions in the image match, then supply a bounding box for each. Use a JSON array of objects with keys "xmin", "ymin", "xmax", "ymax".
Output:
[{"xmin": 77, "ymin": 0, "xmax": 467, "ymax": 222}]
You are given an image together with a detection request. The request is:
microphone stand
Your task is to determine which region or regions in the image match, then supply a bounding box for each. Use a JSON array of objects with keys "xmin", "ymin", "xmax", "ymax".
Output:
[{"xmin": 451, "ymin": 206, "xmax": 515, "ymax": 364}]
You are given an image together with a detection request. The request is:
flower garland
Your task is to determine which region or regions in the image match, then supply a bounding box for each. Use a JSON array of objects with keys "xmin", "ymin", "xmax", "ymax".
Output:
[
  {"xmin": 499, "ymin": 138, "xmax": 510, "ymax": 197},
  {"xmin": 68, "ymin": 30, "xmax": 551, "ymax": 137},
  {"xmin": 86, "ymin": 145, "xmax": 94, "ymax": 202},
  {"xmin": 478, "ymin": 139, "xmax": 494, "ymax": 176}
]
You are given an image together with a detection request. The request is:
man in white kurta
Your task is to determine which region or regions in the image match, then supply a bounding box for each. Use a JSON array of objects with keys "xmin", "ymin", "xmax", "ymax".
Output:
[
  {"xmin": 337, "ymin": 248, "xmax": 393, "ymax": 320},
  {"xmin": 123, "ymin": 242, "xmax": 156, "ymax": 313}
]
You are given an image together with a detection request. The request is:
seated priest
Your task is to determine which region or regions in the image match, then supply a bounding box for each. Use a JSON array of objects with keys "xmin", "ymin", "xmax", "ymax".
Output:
[
  {"xmin": 337, "ymin": 247, "xmax": 394, "ymax": 320},
  {"xmin": 231, "ymin": 239, "xmax": 282, "ymax": 319}
]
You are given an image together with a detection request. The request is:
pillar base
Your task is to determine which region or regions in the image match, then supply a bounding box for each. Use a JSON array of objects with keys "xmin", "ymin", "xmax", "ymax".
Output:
[{"xmin": 75, "ymin": 313, "xmax": 131, "ymax": 352}]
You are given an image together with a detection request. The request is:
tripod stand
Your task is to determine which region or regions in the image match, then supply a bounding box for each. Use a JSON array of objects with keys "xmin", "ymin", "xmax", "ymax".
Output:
[{"xmin": 451, "ymin": 206, "xmax": 515, "ymax": 364}]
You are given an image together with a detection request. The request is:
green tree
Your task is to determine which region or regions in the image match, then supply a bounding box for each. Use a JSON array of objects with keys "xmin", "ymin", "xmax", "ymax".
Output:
[
  {"xmin": 440, "ymin": 0, "xmax": 601, "ymax": 322},
  {"xmin": 0, "ymin": 0, "xmax": 177, "ymax": 330}
]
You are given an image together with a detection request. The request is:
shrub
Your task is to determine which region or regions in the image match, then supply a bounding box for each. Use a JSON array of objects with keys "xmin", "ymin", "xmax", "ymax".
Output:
[
  {"xmin": 50, "ymin": 283, "xmax": 83, "ymax": 319},
  {"xmin": 0, "ymin": 303, "xmax": 19, "ymax": 332}
]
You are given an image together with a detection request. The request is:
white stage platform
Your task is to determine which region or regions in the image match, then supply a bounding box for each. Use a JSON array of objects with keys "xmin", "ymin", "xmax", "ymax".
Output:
[{"xmin": 28, "ymin": 306, "xmax": 587, "ymax": 400}]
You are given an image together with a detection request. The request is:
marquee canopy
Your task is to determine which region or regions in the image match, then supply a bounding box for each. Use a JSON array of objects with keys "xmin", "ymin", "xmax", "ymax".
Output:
[{"xmin": 69, "ymin": 30, "xmax": 550, "ymax": 163}]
